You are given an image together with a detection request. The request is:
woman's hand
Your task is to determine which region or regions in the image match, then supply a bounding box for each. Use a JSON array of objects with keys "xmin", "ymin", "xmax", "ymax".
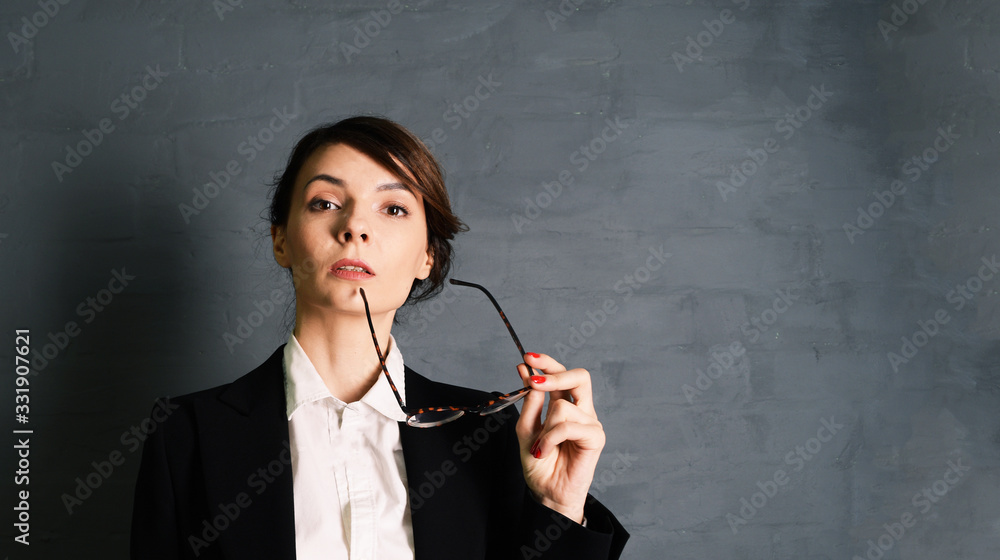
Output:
[{"xmin": 515, "ymin": 352, "xmax": 606, "ymax": 525}]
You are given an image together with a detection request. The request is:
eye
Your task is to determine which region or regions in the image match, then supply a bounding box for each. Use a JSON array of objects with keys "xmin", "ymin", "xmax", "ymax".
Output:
[
  {"xmin": 309, "ymin": 198, "xmax": 339, "ymax": 211},
  {"xmin": 385, "ymin": 204, "xmax": 410, "ymax": 217}
]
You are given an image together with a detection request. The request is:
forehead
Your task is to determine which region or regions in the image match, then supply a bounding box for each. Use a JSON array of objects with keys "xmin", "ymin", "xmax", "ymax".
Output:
[
  {"xmin": 300, "ymin": 143, "xmax": 392, "ymax": 179},
  {"xmin": 297, "ymin": 143, "xmax": 419, "ymax": 193},
  {"xmin": 294, "ymin": 143, "xmax": 423, "ymax": 201}
]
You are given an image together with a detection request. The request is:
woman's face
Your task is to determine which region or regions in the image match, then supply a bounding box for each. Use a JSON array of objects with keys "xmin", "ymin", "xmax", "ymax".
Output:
[{"xmin": 270, "ymin": 142, "xmax": 434, "ymax": 318}]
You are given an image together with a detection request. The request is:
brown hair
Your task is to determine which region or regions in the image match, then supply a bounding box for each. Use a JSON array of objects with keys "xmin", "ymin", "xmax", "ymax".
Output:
[{"xmin": 267, "ymin": 115, "xmax": 468, "ymax": 304}]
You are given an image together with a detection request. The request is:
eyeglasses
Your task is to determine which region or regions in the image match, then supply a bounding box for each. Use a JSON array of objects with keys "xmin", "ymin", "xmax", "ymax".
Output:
[{"xmin": 358, "ymin": 279, "xmax": 540, "ymax": 428}]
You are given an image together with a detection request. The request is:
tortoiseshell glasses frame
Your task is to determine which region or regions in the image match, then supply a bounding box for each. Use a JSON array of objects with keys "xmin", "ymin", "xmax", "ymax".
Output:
[{"xmin": 359, "ymin": 279, "xmax": 540, "ymax": 428}]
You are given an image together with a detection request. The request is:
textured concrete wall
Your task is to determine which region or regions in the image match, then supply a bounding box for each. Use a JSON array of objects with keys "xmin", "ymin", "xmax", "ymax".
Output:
[{"xmin": 1, "ymin": 0, "xmax": 999, "ymax": 558}]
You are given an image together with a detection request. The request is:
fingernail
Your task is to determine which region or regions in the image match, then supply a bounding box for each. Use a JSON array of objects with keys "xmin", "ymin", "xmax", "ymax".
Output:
[
  {"xmin": 532, "ymin": 441, "xmax": 541, "ymax": 459},
  {"xmin": 530, "ymin": 375, "xmax": 546, "ymax": 384},
  {"xmin": 526, "ymin": 352, "xmax": 541, "ymax": 358},
  {"xmin": 530, "ymin": 440, "xmax": 539, "ymax": 455}
]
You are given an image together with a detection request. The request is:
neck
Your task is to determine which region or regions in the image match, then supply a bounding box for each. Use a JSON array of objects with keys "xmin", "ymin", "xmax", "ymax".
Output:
[{"xmin": 292, "ymin": 302, "xmax": 395, "ymax": 403}]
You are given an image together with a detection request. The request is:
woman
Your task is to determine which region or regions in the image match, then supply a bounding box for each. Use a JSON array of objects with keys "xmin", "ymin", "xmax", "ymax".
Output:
[{"xmin": 130, "ymin": 116, "xmax": 629, "ymax": 559}]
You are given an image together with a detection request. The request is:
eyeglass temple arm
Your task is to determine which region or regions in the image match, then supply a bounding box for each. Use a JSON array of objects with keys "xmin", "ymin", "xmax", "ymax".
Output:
[
  {"xmin": 358, "ymin": 288, "xmax": 411, "ymax": 413},
  {"xmin": 448, "ymin": 279, "xmax": 541, "ymax": 378}
]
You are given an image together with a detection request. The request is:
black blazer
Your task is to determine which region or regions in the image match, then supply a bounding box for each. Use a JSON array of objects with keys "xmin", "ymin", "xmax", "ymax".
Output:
[{"xmin": 130, "ymin": 344, "xmax": 629, "ymax": 559}]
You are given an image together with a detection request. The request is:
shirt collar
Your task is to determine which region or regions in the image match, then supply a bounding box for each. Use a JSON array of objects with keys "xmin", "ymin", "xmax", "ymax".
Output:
[{"xmin": 283, "ymin": 331, "xmax": 408, "ymax": 423}]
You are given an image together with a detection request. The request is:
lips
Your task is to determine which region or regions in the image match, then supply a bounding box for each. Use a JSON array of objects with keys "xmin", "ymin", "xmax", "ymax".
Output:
[{"xmin": 330, "ymin": 258, "xmax": 375, "ymax": 280}]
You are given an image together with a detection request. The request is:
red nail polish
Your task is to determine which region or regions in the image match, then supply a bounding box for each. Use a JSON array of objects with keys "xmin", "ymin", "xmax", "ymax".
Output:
[
  {"xmin": 531, "ymin": 375, "xmax": 546, "ymax": 384},
  {"xmin": 530, "ymin": 440, "xmax": 539, "ymax": 455},
  {"xmin": 533, "ymin": 448, "xmax": 541, "ymax": 459},
  {"xmin": 527, "ymin": 352, "xmax": 541, "ymax": 358}
]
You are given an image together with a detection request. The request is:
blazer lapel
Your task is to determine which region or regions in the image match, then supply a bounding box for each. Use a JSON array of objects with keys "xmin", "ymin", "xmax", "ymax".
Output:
[
  {"xmin": 399, "ymin": 366, "xmax": 492, "ymax": 559},
  {"xmin": 399, "ymin": 366, "xmax": 453, "ymax": 558},
  {"xmin": 198, "ymin": 345, "xmax": 297, "ymax": 559}
]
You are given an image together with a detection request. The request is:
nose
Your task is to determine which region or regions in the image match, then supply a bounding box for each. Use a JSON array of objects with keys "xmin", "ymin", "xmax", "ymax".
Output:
[{"xmin": 338, "ymin": 203, "xmax": 369, "ymax": 243}]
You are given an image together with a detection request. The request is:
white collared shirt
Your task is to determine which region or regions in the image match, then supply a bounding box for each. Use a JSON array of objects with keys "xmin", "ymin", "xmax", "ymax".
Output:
[{"xmin": 283, "ymin": 331, "xmax": 415, "ymax": 560}]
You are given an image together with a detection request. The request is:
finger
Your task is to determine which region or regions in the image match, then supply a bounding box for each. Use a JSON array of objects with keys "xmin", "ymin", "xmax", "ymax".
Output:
[
  {"xmin": 516, "ymin": 362, "xmax": 532, "ymax": 385},
  {"xmin": 534, "ymin": 421, "xmax": 606, "ymax": 459},
  {"xmin": 533, "ymin": 400, "xmax": 603, "ymax": 459},
  {"xmin": 524, "ymin": 362, "xmax": 596, "ymax": 417},
  {"xmin": 515, "ymin": 380, "xmax": 545, "ymax": 448},
  {"xmin": 541, "ymin": 397, "xmax": 602, "ymax": 429},
  {"xmin": 521, "ymin": 352, "xmax": 566, "ymax": 376},
  {"xmin": 517, "ymin": 362, "xmax": 557, "ymax": 413},
  {"xmin": 520, "ymin": 356, "xmax": 572, "ymax": 406},
  {"xmin": 523, "ymin": 352, "xmax": 572, "ymax": 402}
]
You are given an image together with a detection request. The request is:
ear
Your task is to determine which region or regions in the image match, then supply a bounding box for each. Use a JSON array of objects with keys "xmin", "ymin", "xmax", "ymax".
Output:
[
  {"xmin": 416, "ymin": 245, "xmax": 434, "ymax": 281},
  {"xmin": 271, "ymin": 224, "xmax": 291, "ymax": 269}
]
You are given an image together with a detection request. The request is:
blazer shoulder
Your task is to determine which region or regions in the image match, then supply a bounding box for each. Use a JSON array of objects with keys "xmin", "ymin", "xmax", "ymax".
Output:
[{"xmin": 150, "ymin": 344, "xmax": 287, "ymax": 423}]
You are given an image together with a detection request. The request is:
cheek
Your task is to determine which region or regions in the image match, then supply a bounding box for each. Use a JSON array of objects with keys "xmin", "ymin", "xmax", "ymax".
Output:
[
  {"xmin": 287, "ymin": 225, "xmax": 326, "ymax": 266},
  {"xmin": 408, "ymin": 232, "xmax": 431, "ymax": 266}
]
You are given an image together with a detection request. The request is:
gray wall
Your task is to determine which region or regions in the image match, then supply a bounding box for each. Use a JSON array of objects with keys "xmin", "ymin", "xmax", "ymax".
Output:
[{"xmin": 2, "ymin": 0, "xmax": 998, "ymax": 558}]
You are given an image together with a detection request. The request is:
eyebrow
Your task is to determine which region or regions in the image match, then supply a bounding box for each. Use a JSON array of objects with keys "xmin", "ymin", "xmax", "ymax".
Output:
[{"xmin": 303, "ymin": 174, "xmax": 413, "ymax": 194}]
